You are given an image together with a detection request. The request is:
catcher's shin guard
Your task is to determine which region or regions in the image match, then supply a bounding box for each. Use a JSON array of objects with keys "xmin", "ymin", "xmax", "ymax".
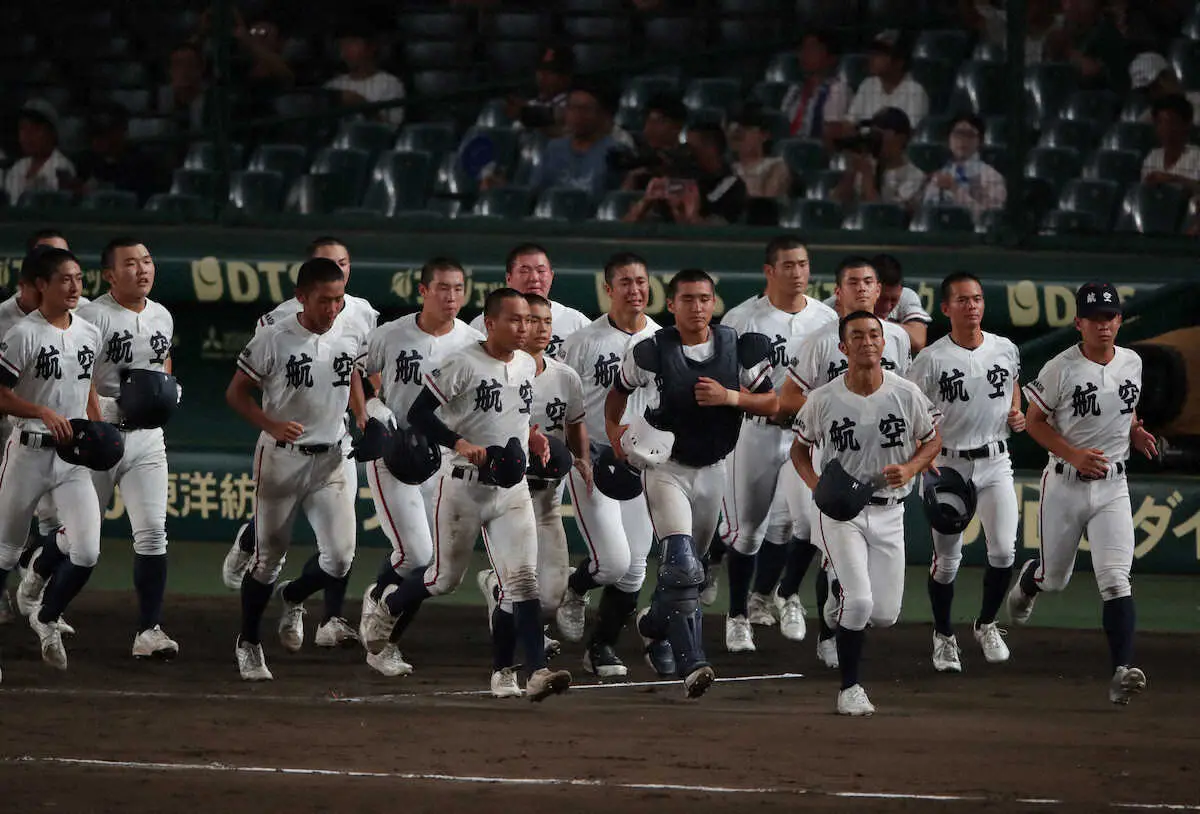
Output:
[{"xmin": 648, "ymin": 534, "xmax": 709, "ymax": 676}]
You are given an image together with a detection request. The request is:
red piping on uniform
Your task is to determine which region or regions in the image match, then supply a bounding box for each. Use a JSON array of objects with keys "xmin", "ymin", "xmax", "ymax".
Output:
[
  {"xmin": 425, "ymin": 474, "xmax": 445, "ymax": 590},
  {"xmin": 371, "ymin": 460, "xmax": 406, "ymax": 570},
  {"xmin": 641, "ymin": 469, "xmax": 660, "ymax": 540},
  {"xmin": 566, "ymin": 471, "xmax": 601, "ymax": 577},
  {"xmin": 817, "ymin": 513, "xmax": 845, "ymax": 627},
  {"xmin": 0, "ymin": 438, "xmax": 13, "ymax": 494},
  {"xmin": 1035, "ymin": 468, "xmax": 1048, "ymax": 584},
  {"xmin": 719, "ymin": 450, "xmax": 739, "ymax": 544}
]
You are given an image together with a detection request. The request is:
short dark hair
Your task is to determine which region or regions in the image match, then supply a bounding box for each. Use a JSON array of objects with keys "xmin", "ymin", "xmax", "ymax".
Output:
[
  {"xmin": 505, "ymin": 243, "xmax": 550, "ymax": 275},
  {"xmin": 485, "ymin": 286, "xmax": 526, "ymax": 318},
  {"xmin": 1152, "ymin": 93, "xmax": 1194, "ymax": 124},
  {"xmin": 667, "ymin": 268, "xmax": 714, "ymax": 299},
  {"xmin": 949, "ymin": 112, "xmax": 985, "ymax": 138},
  {"xmin": 870, "ymin": 253, "xmax": 903, "ymax": 287},
  {"xmin": 838, "ymin": 309, "xmax": 884, "ymax": 342},
  {"xmin": 524, "ymin": 292, "xmax": 551, "ymax": 311},
  {"xmin": 101, "ymin": 236, "xmax": 142, "ymax": 270},
  {"xmin": 25, "ymin": 228, "xmax": 65, "ymax": 253},
  {"xmin": 20, "ymin": 245, "xmax": 54, "ymax": 285},
  {"xmin": 645, "ymin": 93, "xmax": 687, "ymax": 126},
  {"xmin": 295, "ymin": 257, "xmax": 344, "ymax": 291},
  {"xmin": 801, "ymin": 29, "xmax": 841, "ymax": 58},
  {"xmin": 27, "ymin": 248, "xmax": 79, "ymax": 283},
  {"xmin": 834, "ymin": 255, "xmax": 876, "ymax": 286},
  {"xmin": 940, "ymin": 271, "xmax": 983, "ymax": 303},
  {"xmin": 688, "ymin": 122, "xmax": 727, "ymax": 154},
  {"xmin": 420, "ymin": 256, "xmax": 465, "ymax": 286},
  {"xmin": 307, "ymin": 236, "xmax": 347, "ymax": 257},
  {"xmin": 765, "ymin": 235, "xmax": 808, "ymax": 266},
  {"xmin": 603, "ymin": 251, "xmax": 648, "ymax": 284}
]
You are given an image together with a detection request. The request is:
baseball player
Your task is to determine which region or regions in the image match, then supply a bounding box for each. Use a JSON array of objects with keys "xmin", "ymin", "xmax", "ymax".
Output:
[
  {"xmin": 72, "ymin": 238, "xmax": 179, "ymax": 659},
  {"xmin": 356, "ymin": 257, "xmax": 482, "ymax": 676},
  {"xmin": 719, "ymin": 236, "xmax": 838, "ymax": 655},
  {"xmin": 556, "ymin": 252, "xmax": 659, "ymax": 677},
  {"xmin": 822, "ymin": 253, "xmax": 931, "ymax": 351},
  {"xmin": 607, "ymin": 269, "xmax": 778, "ymax": 698},
  {"xmin": 906, "ymin": 271, "xmax": 1022, "ymax": 672},
  {"xmin": 225, "ymin": 257, "xmax": 367, "ymax": 681},
  {"xmin": 778, "ymin": 256, "xmax": 912, "ymax": 668},
  {"xmin": 361, "ymin": 287, "xmax": 572, "ymax": 701},
  {"xmin": 0, "ymin": 247, "xmax": 105, "ymax": 671},
  {"xmin": 26, "ymin": 228, "xmax": 70, "ymax": 253},
  {"xmin": 792, "ymin": 310, "xmax": 942, "ymax": 716},
  {"xmin": 1008, "ymin": 282, "xmax": 1157, "ymax": 705},
  {"xmin": 469, "ymin": 242, "xmax": 589, "ymax": 359}
]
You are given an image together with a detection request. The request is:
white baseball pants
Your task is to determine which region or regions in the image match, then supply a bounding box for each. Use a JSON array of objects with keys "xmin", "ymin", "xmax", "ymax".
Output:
[
  {"xmin": 816, "ymin": 504, "xmax": 906, "ymax": 631},
  {"xmin": 643, "ymin": 458, "xmax": 725, "ymax": 556},
  {"xmin": 365, "ymin": 458, "xmax": 436, "ymax": 578},
  {"xmin": 530, "ymin": 480, "xmax": 570, "ymax": 610},
  {"xmin": 92, "ymin": 427, "xmax": 169, "ymax": 556},
  {"xmin": 929, "ymin": 452, "xmax": 1018, "ymax": 584},
  {"xmin": 566, "ymin": 465, "xmax": 654, "ymax": 593},
  {"xmin": 721, "ymin": 421, "xmax": 800, "ymax": 555}
]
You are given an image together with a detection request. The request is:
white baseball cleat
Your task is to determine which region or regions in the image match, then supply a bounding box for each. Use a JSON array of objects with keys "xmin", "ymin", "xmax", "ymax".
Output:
[
  {"xmin": 361, "ymin": 585, "xmax": 399, "ymax": 655},
  {"xmin": 816, "ymin": 637, "xmax": 839, "ymax": 668},
  {"xmin": 490, "ymin": 667, "xmax": 523, "ymax": 699},
  {"xmin": 699, "ymin": 572, "xmax": 719, "ymax": 607},
  {"xmin": 366, "ymin": 643, "xmax": 413, "ymax": 677},
  {"xmin": 1109, "ymin": 666, "xmax": 1147, "ymax": 705},
  {"xmin": 526, "ymin": 666, "xmax": 572, "ymax": 702},
  {"xmin": 837, "ymin": 684, "xmax": 875, "ymax": 716},
  {"xmin": 932, "ymin": 632, "xmax": 963, "ymax": 673},
  {"xmin": 555, "ymin": 577, "xmax": 587, "ymax": 643},
  {"xmin": 16, "ymin": 569, "xmax": 47, "ymax": 617},
  {"xmin": 477, "ymin": 569, "xmax": 499, "ymax": 632},
  {"xmin": 725, "ymin": 615, "xmax": 756, "ymax": 653},
  {"xmin": 746, "ymin": 592, "xmax": 777, "ymax": 626},
  {"xmin": 276, "ymin": 581, "xmax": 306, "ymax": 653},
  {"xmin": 221, "ymin": 524, "xmax": 254, "ymax": 590},
  {"xmin": 974, "ymin": 621, "xmax": 1010, "ymax": 663},
  {"xmin": 684, "ymin": 665, "xmax": 715, "ymax": 699},
  {"xmin": 132, "ymin": 626, "xmax": 180, "ymax": 659},
  {"xmin": 315, "ymin": 617, "xmax": 359, "ymax": 648},
  {"xmin": 235, "ymin": 638, "xmax": 273, "ymax": 681},
  {"xmin": 29, "ymin": 613, "xmax": 67, "ymax": 671},
  {"xmin": 1006, "ymin": 560, "xmax": 1039, "ymax": 625},
  {"xmin": 779, "ymin": 594, "xmax": 807, "ymax": 641},
  {"xmin": 358, "ymin": 584, "xmax": 379, "ymax": 645}
]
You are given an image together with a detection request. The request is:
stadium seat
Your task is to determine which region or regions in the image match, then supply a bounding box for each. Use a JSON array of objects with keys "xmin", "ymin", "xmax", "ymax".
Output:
[
  {"xmin": 910, "ymin": 204, "xmax": 975, "ymax": 232},
  {"xmin": 1120, "ymin": 94, "xmax": 1152, "ymax": 123},
  {"xmin": 411, "ymin": 69, "xmax": 474, "ymax": 100},
  {"xmin": 310, "ymin": 147, "xmax": 371, "ymax": 205},
  {"xmin": 171, "ymin": 168, "xmax": 218, "ymax": 199},
  {"xmin": 17, "ymin": 190, "xmax": 74, "ymax": 210},
  {"xmin": 426, "ymin": 197, "xmax": 464, "ymax": 218},
  {"xmin": 283, "ymin": 174, "xmax": 343, "ymax": 215},
  {"xmin": 95, "ymin": 60, "xmax": 149, "ymax": 88},
  {"xmin": 910, "ymin": 58, "xmax": 954, "ymax": 112},
  {"xmin": 563, "ymin": 0, "xmax": 625, "ymax": 10},
  {"xmin": 475, "ymin": 98, "xmax": 514, "ymax": 128},
  {"xmin": 1100, "ymin": 121, "xmax": 1157, "ymax": 157},
  {"xmin": 474, "ymin": 186, "xmax": 534, "ymax": 219},
  {"xmin": 983, "ymin": 114, "xmax": 1010, "ymax": 146},
  {"xmin": 1064, "ymin": 90, "xmax": 1120, "ymax": 127},
  {"xmin": 334, "ymin": 121, "xmax": 396, "ymax": 160},
  {"xmin": 331, "ymin": 207, "xmax": 386, "ymax": 220},
  {"xmin": 686, "ymin": 106, "xmax": 726, "ymax": 129},
  {"xmin": 1024, "ymin": 63, "xmax": 1080, "ymax": 125},
  {"xmin": 485, "ymin": 12, "xmax": 549, "ymax": 40},
  {"xmin": 913, "ymin": 30, "xmax": 971, "ymax": 64},
  {"xmin": 144, "ymin": 192, "xmax": 206, "ymax": 218},
  {"xmin": 55, "ymin": 115, "xmax": 86, "ymax": 154},
  {"xmin": 484, "ymin": 41, "xmax": 543, "ymax": 79},
  {"xmin": 396, "ymin": 12, "xmax": 471, "ymax": 39},
  {"xmin": 756, "ymin": 109, "xmax": 790, "ymax": 141},
  {"xmin": 914, "ymin": 113, "xmax": 952, "ymax": 144},
  {"xmin": 458, "ymin": 126, "xmax": 520, "ymax": 176},
  {"xmin": 971, "ymin": 42, "xmax": 1005, "ymax": 63},
  {"xmin": 1183, "ymin": 7, "xmax": 1200, "ymax": 41},
  {"xmin": 750, "ymin": 80, "xmax": 791, "ymax": 109},
  {"xmin": 1114, "ymin": 183, "xmax": 1188, "ymax": 235},
  {"xmin": 718, "ymin": 17, "xmax": 775, "ymax": 46},
  {"xmin": 644, "ymin": 17, "xmax": 701, "ymax": 56},
  {"xmin": 774, "ymin": 138, "xmax": 827, "ymax": 177},
  {"xmin": 842, "ymin": 202, "xmax": 908, "ymax": 231},
  {"xmin": 396, "ymin": 122, "xmax": 458, "ymax": 165},
  {"xmin": 683, "ymin": 78, "xmax": 742, "ymax": 112},
  {"xmin": 765, "ymin": 51, "xmax": 800, "ymax": 83},
  {"xmin": 595, "ymin": 190, "xmax": 641, "ymax": 221},
  {"xmin": 1039, "ymin": 209, "xmax": 1099, "ymax": 234},
  {"xmin": 228, "ymin": 170, "xmax": 285, "ymax": 216},
  {"xmin": 374, "ymin": 150, "xmax": 435, "ymax": 212},
  {"xmin": 564, "ymin": 14, "xmax": 630, "ymax": 41},
  {"xmin": 1058, "ymin": 177, "xmax": 1120, "ymax": 230},
  {"xmin": 403, "ymin": 41, "xmax": 470, "ymax": 70},
  {"xmin": 975, "ymin": 207, "xmax": 1005, "ymax": 233},
  {"xmin": 1170, "ymin": 38, "xmax": 1200, "ymax": 90},
  {"xmin": 1083, "ymin": 149, "xmax": 1143, "ymax": 188},
  {"xmin": 1038, "ymin": 118, "xmax": 1100, "ymax": 152},
  {"xmin": 80, "ymin": 190, "xmax": 139, "ymax": 211},
  {"xmin": 621, "ymin": 75, "xmax": 680, "ymax": 110},
  {"xmin": 184, "ymin": 141, "xmax": 245, "ymax": 171},
  {"xmin": 1023, "ymin": 146, "xmax": 1082, "ymax": 193},
  {"xmin": 573, "ymin": 43, "xmax": 630, "ymax": 74},
  {"xmin": 980, "ymin": 144, "xmax": 1012, "ymax": 176},
  {"xmin": 838, "ymin": 53, "xmax": 871, "ymax": 93},
  {"xmin": 532, "ymin": 187, "xmax": 595, "ymax": 222},
  {"xmin": 128, "ymin": 117, "xmax": 173, "ymax": 140},
  {"xmin": 248, "ymin": 144, "xmax": 308, "ymax": 189},
  {"xmin": 109, "ymin": 88, "xmax": 150, "ymax": 114},
  {"xmin": 795, "ymin": 0, "xmax": 856, "ymax": 27},
  {"xmin": 779, "ymin": 198, "xmax": 842, "ymax": 229},
  {"xmin": 908, "ymin": 141, "xmax": 952, "ymax": 173},
  {"xmin": 805, "ymin": 169, "xmax": 845, "ymax": 200},
  {"xmin": 950, "ymin": 61, "xmax": 1007, "ymax": 115}
]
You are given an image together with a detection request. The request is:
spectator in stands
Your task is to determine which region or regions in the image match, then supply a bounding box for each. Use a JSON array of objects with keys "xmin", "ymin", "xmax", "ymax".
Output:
[
  {"xmin": 624, "ymin": 122, "xmax": 747, "ymax": 225},
  {"xmin": 847, "ymin": 30, "xmax": 929, "ymax": 130},
  {"xmin": 1044, "ymin": 0, "xmax": 1128, "ymax": 92},
  {"xmin": 3, "ymin": 100, "xmax": 75, "ymax": 205},
  {"xmin": 526, "ymin": 82, "xmax": 620, "ymax": 203},
  {"xmin": 958, "ymin": 0, "xmax": 1063, "ymax": 65},
  {"xmin": 158, "ymin": 42, "xmax": 208, "ymax": 131},
  {"xmin": 232, "ymin": 14, "xmax": 295, "ymax": 118},
  {"xmin": 1130, "ymin": 53, "xmax": 1200, "ymax": 126},
  {"xmin": 1142, "ymin": 95, "xmax": 1200, "ymax": 194},
  {"xmin": 1111, "ymin": 0, "xmax": 1189, "ymax": 55},
  {"xmin": 507, "ymin": 45, "xmax": 574, "ymax": 139},
  {"xmin": 820, "ymin": 252, "xmax": 932, "ymax": 351},
  {"xmin": 781, "ymin": 30, "xmax": 851, "ymax": 148},
  {"xmin": 618, "ymin": 93, "xmax": 687, "ymax": 192},
  {"xmin": 831, "ymin": 107, "xmax": 926, "ymax": 216},
  {"xmin": 72, "ymin": 103, "xmax": 163, "ymax": 204},
  {"xmin": 730, "ymin": 107, "xmax": 791, "ymax": 200},
  {"xmin": 325, "ymin": 20, "xmax": 406, "ymax": 127},
  {"xmin": 921, "ymin": 112, "xmax": 1006, "ymax": 223}
]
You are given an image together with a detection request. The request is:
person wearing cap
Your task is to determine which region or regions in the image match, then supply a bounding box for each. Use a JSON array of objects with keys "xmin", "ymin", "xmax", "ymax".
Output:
[
  {"xmin": 526, "ymin": 81, "xmax": 620, "ymax": 203},
  {"xmin": 1129, "ymin": 53, "xmax": 1200, "ymax": 126},
  {"xmin": 921, "ymin": 112, "xmax": 1006, "ymax": 224},
  {"xmin": 1010, "ymin": 282, "xmax": 1158, "ymax": 707},
  {"xmin": 1142, "ymin": 94, "xmax": 1200, "ymax": 195},
  {"xmin": 780, "ymin": 30, "xmax": 851, "ymax": 147},
  {"xmin": 832, "ymin": 106, "xmax": 925, "ymax": 216},
  {"xmin": 846, "ymin": 30, "xmax": 929, "ymax": 131},
  {"xmin": 3, "ymin": 100, "xmax": 76, "ymax": 206},
  {"xmin": 507, "ymin": 45, "xmax": 575, "ymax": 138},
  {"xmin": 958, "ymin": 0, "xmax": 1062, "ymax": 65},
  {"xmin": 324, "ymin": 20, "xmax": 406, "ymax": 127},
  {"xmin": 731, "ymin": 106, "xmax": 791, "ymax": 200}
]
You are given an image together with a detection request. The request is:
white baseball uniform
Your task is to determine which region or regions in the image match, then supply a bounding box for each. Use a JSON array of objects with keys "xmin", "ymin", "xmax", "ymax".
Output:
[
  {"xmin": 257, "ymin": 293, "xmax": 379, "ymax": 338},
  {"xmin": 470, "ymin": 300, "xmax": 589, "ymax": 360},
  {"xmin": 823, "ymin": 287, "xmax": 931, "ymax": 326},
  {"xmin": 795, "ymin": 372, "xmax": 940, "ymax": 631},
  {"xmin": 908, "ymin": 332, "xmax": 1020, "ymax": 582},
  {"xmin": 560, "ymin": 315, "xmax": 658, "ymax": 593},
  {"xmin": 237, "ymin": 314, "xmax": 366, "ymax": 584},
  {"xmin": 421, "ymin": 343, "xmax": 540, "ymax": 610},
  {"xmin": 1023, "ymin": 345, "xmax": 1142, "ymax": 598},
  {"xmin": 0, "ymin": 311, "xmax": 104, "ymax": 570},
  {"xmin": 77, "ymin": 294, "xmax": 175, "ymax": 557},
  {"xmin": 358, "ymin": 314, "xmax": 482, "ymax": 578},
  {"xmin": 718, "ymin": 295, "xmax": 839, "ymax": 556},
  {"xmin": 527, "ymin": 355, "xmax": 585, "ymax": 609}
]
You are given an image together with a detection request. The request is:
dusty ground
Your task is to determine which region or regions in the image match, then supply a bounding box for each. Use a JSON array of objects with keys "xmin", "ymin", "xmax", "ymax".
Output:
[{"xmin": 1, "ymin": 592, "xmax": 1197, "ymax": 813}]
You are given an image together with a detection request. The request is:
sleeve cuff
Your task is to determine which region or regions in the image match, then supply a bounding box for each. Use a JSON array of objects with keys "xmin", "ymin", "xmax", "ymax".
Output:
[
  {"xmin": 236, "ymin": 359, "xmax": 262, "ymax": 384},
  {"xmin": 424, "ymin": 374, "xmax": 451, "ymax": 405},
  {"xmin": 1023, "ymin": 385, "xmax": 1051, "ymax": 413}
]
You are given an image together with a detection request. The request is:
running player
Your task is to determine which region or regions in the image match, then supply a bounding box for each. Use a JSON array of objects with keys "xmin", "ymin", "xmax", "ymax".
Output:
[
  {"xmin": 822, "ymin": 253, "xmax": 930, "ymax": 351},
  {"xmin": 225, "ymin": 257, "xmax": 366, "ymax": 681},
  {"xmin": 556, "ymin": 253, "xmax": 659, "ymax": 676},
  {"xmin": 720, "ymin": 236, "xmax": 838, "ymax": 654},
  {"xmin": 792, "ymin": 310, "xmax": 942, "ymax": 715},
  {"xmin": 907, "ymin": 271, "xmax": 1022, "ymax": 672},
  {"xmin": 1008, "ymin": 282, "xmax": 1156, "ymax": 705}
]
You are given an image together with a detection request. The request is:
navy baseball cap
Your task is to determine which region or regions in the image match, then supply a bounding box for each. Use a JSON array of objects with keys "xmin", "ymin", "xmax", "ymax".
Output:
[
  {"xmin": 480, "ymin": 437, "xmax": 527, "ymax": 488},
  {"xmin": 527, "ymin": 436, "xmax": 573, "ymax": 481},
  {"xmin": 57, "ymin": 419, "xmax": 124, "ymax": 471},
  {"xmin": 593, "ymin": 445, "xmax": 643, "ymax": 501},
  {"xmin": 813, "ymin": 459, "xmax": 876, "ymax": 522},
  {"xmin": 1076, "ymin": 282, "xmax": 1122, "ymax": 318}
]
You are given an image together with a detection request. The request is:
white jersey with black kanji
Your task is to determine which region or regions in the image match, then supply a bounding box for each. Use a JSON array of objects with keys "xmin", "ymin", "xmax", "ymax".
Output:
[
  {"xmin": 257, "ymin": 293, "xmax": 378, "ymax": 339},
  {"xmin": 530, "ymin": 355, "xmax": 585, "ymax": 442},
  {"xmin": 470, "ymin": 300, "xmax": 589, "ymax": 359},
  {"xmin": 561, "ymin": 314, "xmax": 659, "ymax": 446},
  {"xmin": 723, "ymin": 294, "xmax": 839, "ymax": 390},
  {"xmin": 0, "ymin": 311, "xmax": 102, "ymax": 432},
  {"xmin": 424, "ymin": 342, "xmax": 537, "ymax": 466},
  {"xmin": 0, "ymin": 295, "xmax": 93, "ymax": 345},
  {"xmin": 823, "ymin": 287, "xmax": 931, "ymax": 325},
  {"xmin": 1023, "ymin": 344, "xmax": 1142, "ymax": 466},
  {"xmin": 786, "ymin": 319, "xmax": 912, "ymax": 394},
  {"xmin": 237, "ymin": 315, "xmax": 366, "ymax": 445},
  {"xmin": 907, "ymin": 332, "xmax": 1020, "ymax": 450},
  {"xmin": 794, "ymin": 371, "xmax": 940, "ymax": 499},
  {"xmin": 359, "ymin": 314, "xmax": 483, "ymax": 426},
  {"xmin": 76, "ymin": 294, "xmax": 174, "ymax": 398}
]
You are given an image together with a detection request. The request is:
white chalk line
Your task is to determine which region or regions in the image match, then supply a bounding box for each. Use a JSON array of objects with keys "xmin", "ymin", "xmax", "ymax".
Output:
[{"xmin": 5, "ymin": 756, "xmax": 1200, "ymax": 810}]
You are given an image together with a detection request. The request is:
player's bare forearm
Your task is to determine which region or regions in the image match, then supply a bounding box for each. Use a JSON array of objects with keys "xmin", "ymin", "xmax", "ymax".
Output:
[
  {"xmin": 604, "ymin": 388, "xmax": 630, "ymax": 444},
  {"xmin": 165, "ymin": 357, "xmax": 173, "ymax": 375},
  {"xmin": 566, "ymin": 420, "xmax": 588, "ymax": 461},
  {"xmin": 902, "ymin": 320, "xmax": 927, "ymax": 353},
  {"xmin": 349, "ymin": 370, "xmax": 367, "ymax": 428},
  {"xmin": 907, "ymin": 429, "xmax": 942, "ymax": 475},
  {"xmin": 733, "ymin": 388, "xmax": 779, "ymax": 417},
  {"xmin": 1025, "ymin": 403, "xmax": 1083, "ymax": 461},
  {"xmin": 0, "ymin": 386, "xmax": 48, "ymax": 421},
  {"xmin": 790, "ymin": 439, "xmax": 819, "ymax": 490},
  {"xmin": 225, "ymin": 372, "xmax": 273, "ymax": 435},
  {"xmin": 86, "ymin": 385, "xmax": 101, "ymax": 421},
  {"xmin": 777, "ymin": 377, "xmax": 807, "ymax": 418}
]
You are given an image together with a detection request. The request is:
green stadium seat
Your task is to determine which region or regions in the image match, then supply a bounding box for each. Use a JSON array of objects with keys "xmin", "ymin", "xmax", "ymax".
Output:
[
  {"xmin": 247, "ymin": 143, "xmax": 308, "ymax": 189},
  {"xmin": 228, "ymin": 170, "xmax": 285, "ymax": 216},
  {"xmin": 370, "ymin": 150, "xmax": 435, "ymax": 213},
  {"xmin": 410, "ymin": 69, "xmax": 475, "ymax": 100},
  {"xmin": 975, "ymin": 207, "xmax": 1005, "ymax": 233},
  {"xmin": 283, "ymin": 174, "xmax": 340, "ymax": 215},
  {"xmin": 596, "ymin": 190, "xmax": 641, "ymax": 221},
  {"xmin": 403, "ymin": 40, "xmax": 471, "ymax": 70},
  {"xmin": 80, "ymin": 190, "xmax": 139, "ymax": 211},
  {"xmin": 908, "ymin": 141, "xmax": 951, "ymax": 173},
  {"xmin": 1114, "ymin": 183, "xmax": 1188, "ymax": 235},
  {"xmin": 1038, "ymin": 118, "xmax": 1100, "ymax": 152},
  {"xmin": 614, "ymin": 107, "xmax": 644, "ymax": 134},
  {"xmin": 971, "ymin": 42, "xmax": 1005, "ymax": 63},
  {"xmin": 842, "ymin": 202, "xmax": 908, "ymax": 231},
  {"xmin": 1083, "ymin": 149, "xmax": 1142, "ymax": 188},
  {"xmin": 796, "ymin": 0, "xmax": 855, "ymax": 28},
  {"xmin": 980, "ymin": 144, "xmax": 1012, "ymax": 176},
  {"xmin": 184, "ymin": 141, "xmax": 245, "ymax": 171},
  {"xmin": 684, "ymin": 78, "xmax": 743, "ymax": 112},
  {"xmin": 983, "ymin": 115, "xmax": 1010, "ymax": 146},
  {"xmin": 1120, "ymin": 95, "xmax": 1151, "ymax": 123},
  {"xmin": 805, "ymin": 168, "xmax": 844, "ymax": 199},
  {"xmin": 914, "ymin": 30, "xmax": 971, "ymax": 64},
  {"xmin": 950, "ymin": 60, "xmax": 1007, "ymax": 115},
  {"xmin": 484, "ymin": 41, "xmax": 543, "ymax": 79},
  {"xmin": 486, "ymin": 12, "xmax": 549, "ymax": 40},
  {"xmin": 396, "ymin": 122, "xmax": 458, "ymax": 165},
  {"xmin": 1023, "ymin": 146, "xmax": 1082, "ymax": 193},
  {"xmin": 1100, "ymin": 122, "xmax": 1157, "ymax": 157},
  {"xmin": 332, "ymin": 207, "xmax": 386, "ymax": 220},
  {"xmin": 334, "ymin": 121, "xmax": 397, "ymax": 160},
  {"xmin": 620, "ymin": 75, "xmax": 680, "ymax": 110},
  {"xmin": 910, "ymin": 204, "xmax": 975, "ymax": 232},
  {"xmin": 914, "ymin": 113, "xmax": 952, "ymax": 144},
  {"xmin": 563, "ymin": 0, "xmax": 625, "ymax": 11},
  {"xmin": 1058, "ymin": 177, "xmax": 1120, "ymax": 230},
  {"xmin": 1039, "ymin": 209, "xmax": 1099, "ymax": 234},
  {"xmin": 396, "ymin": 11, "xmax": 471, "ymax": 39},
  {"xmin": 310, "ymin": 147, "xmax": 371, "ymax": 205},
  {"xmin": 109, "ymin": 88, "xmax": 150, "ymax": 114},
  {"xmin": 644, "ymin": 16, "xmax": 700, "ymax": 56},
  {"xmin": 572, "ymin": 43, "xmax": 630, "ymax": 74},
  {"xmin": 718, "ymin": 17, "xmax": 775, "ymax": 46},
  {"xmin": 1064, "ymin": 90, "xmax": 1120, "ymax": 127},
  {"xmin": 765, "ymin": 51, "xmax": 800, "ymax": 83},
  {"xmin": 779, "ymin": 198, "xmax": 842, "ymax": 229},
  {"xmin": 474, "ymin": 186, "xmax": 534, "ymax": 219},
  {"xmin": 144, "ymin": 192, "xmax": 206, "ymax": 218},
  {"xmin": 17, "ymin": 190, "xmax": 74, "ymax": 210},
  {"xmin": 533, "ymin": 187, "xmax": 595, "ymax": 222},
  {"xmin": 750, "ymin": 80, "xmax": 791, "ymax": 109},
  {"xmin": 1170, "ymin": 37, "xmax": 1200, "ymax": 90},
  {"xmin": 564, "ymin": 14, "xmax": 630, "ymax": 41},
  {"xmin": 910, "ymin": 58, "xmax": 954, "ymax": 112},
  {"xmin": 1024, "ymin": 63, "xmax": 1080, "ymax": 125},
  {"xmin": 773, "ymin": 138, "xmax": 827, "ymax": 177},
  {"xmin": 686, "ymin": 106, "xmax": 726, "ymax": 129},
  {"xmin": 171, "ymin": 168, "xmax": 218, "ymax": 199},
  {"xmin": 128, "ymin": 116, "xmax": 173, "ymax": 140}
]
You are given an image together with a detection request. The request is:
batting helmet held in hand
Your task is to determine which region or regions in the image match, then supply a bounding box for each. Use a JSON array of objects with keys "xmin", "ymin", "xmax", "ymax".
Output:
[
  {"xmin": 921, "ymin": 467, "xmax": 978, "ymax": 535},
  {"xmin": 527, "ymin": 435, "xmax": 572, "ymax": 481},
  {"xmin": 620, "ymin": 415, "xmax": 674, "ymax": 470},
  {"xmin": 118, "ymin": 369, "xmax": 180, "ymax": 429},
  {"xmin": 480, "ymin": 436, "xmax": 527, "ymax": 488},
  {"xmin": 57, "ymin": 419, "xmax": 124, "ymax": 471},
  {"xmin": 813, "ymin": 459, "xmax": 877, "ymax": 522},
  {"xmin": 593, "ymin": 445, "xmax": 643, "ymax": 501},
  {"xmin": 349, "ymin": 417, "xmax": 393, "ymax": 462},
  {"xmin": 383, "ymin": 426, "xmax": 442, "ymax": 484}
]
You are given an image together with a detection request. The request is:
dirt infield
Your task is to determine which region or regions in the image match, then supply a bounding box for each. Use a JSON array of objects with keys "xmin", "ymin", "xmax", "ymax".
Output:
[{"xmin": 1, "ymin": 592, "xmax": 1197, "ymax": 813}]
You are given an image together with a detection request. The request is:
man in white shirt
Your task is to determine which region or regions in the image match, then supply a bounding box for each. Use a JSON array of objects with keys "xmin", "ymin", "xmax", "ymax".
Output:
[
  {"xmin": 1129, "ymin": 53, "xmax": 1200, "ymax": 127},
  {"xmin": 781, "ymin": 30, "xmax": 851, "ymax": 147},
  {"xmin": 4, "ymin": 100, "xmax": 76, "ymax": 206},
  {"xmin": 846, "ymin": 31, "xmax": 929, "ymax": 130},
  {"xmin": 832, "ymin": 107, "xmax": 927, "ymax": 217},
  {"xmin": 922, "ymin": 113, "xmax": 1007, "ymax": 224},
  {"xmin": 324, "ymin": 22, "xmax": 406, "ymax": 128},
  {"xmin": 1141, "ymin": 95, "xmax": 1200, "ymax": 196}
]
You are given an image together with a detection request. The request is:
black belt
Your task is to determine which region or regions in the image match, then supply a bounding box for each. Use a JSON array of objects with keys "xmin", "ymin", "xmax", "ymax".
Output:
[
  {"xmin": 868, "ymin": 496, "xmax": 902, "ymax": 507},
  {"xmin": 19, "ymin": 431, "xmax": 55, "ymax": 449},
  {"xmin": 1054, "ymin": 461, "xmax": 1124, "ymax": 480},
  {"xmin": 451, "ymin": 466, "xmax": 476, "ymax": 481},
  {"xmin": 275, "ymin": 440, "xmax": 333, "ymax": 455},
  {"xmin": 528, "ymin": 477, "xmax": 557, "ymax": 491},
  {"xmin": 943, "ymin": 441, "xmax": 1006, "ymax": 460}
]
